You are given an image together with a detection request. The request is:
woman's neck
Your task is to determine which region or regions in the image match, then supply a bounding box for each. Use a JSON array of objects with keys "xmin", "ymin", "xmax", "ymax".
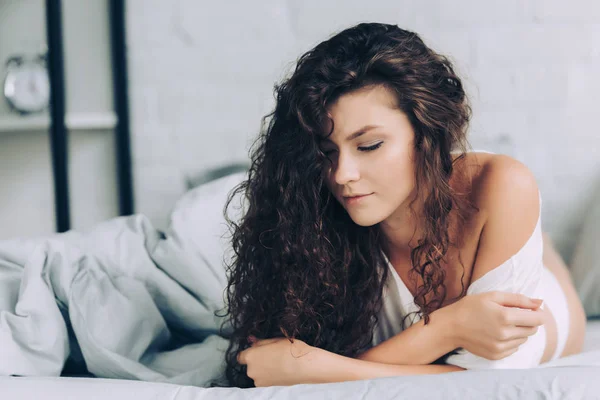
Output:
[
  {"xmin": 379, "ymin": 197, "xmax": 426, "ymax": 258},
  {"xmin": 379, "ymin": 165, "xmax": 472, "ymax": 261}
]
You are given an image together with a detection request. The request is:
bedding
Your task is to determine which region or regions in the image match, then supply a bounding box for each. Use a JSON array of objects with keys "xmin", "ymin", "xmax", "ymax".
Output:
[
  {"xmin": 0, "ymin": 171, "xmax": 599, "ymax": 399},
  {"xmin": 583, "ymin": 317, "xmax": 600, "ymax": 352},
  {"xmin": 0, "ymin": 172, "xmax": 248, "ymax": 386},
  {"xmin": 570, "ymin": 184, "xmax": 600, "ymax": 318},
  {"xmin": 1, "ymin": 341, "xmax": 600, "ymax": 400}
]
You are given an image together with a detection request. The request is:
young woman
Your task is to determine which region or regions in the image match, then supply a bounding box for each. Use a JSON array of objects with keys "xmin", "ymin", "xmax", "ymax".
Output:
[{"xmin": 220, "ymin": 22, "xmax": 587, "ymax": 388}]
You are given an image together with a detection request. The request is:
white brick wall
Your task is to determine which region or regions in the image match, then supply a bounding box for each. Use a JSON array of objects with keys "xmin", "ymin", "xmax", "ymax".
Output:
[{"xmin": 126, "ymin": 0, "xmax": 600, "ymax": 262}]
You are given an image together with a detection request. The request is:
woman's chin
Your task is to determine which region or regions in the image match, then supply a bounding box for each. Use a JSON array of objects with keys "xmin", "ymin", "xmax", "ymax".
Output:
[{"xmin": 347, "ymin": 212, "xmax": 384, "ymax": 227}]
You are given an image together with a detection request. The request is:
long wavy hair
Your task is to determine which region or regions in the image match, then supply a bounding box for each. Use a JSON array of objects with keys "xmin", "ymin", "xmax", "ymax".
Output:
[{"xmin": 217, "ymin": 22, "xmax": 477, "ymax": 387}]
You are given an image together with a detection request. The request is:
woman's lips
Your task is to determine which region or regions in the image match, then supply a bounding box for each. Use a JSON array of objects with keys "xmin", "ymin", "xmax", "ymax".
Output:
[{"xmin": 343, "ymin": 193, "xmax": 373, "ymax": 205}]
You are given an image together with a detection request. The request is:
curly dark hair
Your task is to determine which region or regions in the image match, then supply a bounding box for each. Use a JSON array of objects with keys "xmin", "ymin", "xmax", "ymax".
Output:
[{"xmin": 216, "ymin": 22, "xmax": 478, "ymax": 387}]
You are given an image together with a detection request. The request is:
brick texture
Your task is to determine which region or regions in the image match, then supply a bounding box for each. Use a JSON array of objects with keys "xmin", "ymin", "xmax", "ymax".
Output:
[{"xmin": 126, "ymin": 0, "xmax": 600, "ymax": 262}]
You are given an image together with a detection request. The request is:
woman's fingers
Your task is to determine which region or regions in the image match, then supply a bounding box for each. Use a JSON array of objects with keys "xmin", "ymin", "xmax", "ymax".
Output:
[
  {"xmin": 503, "ymin": 307, "xmax": 545, "ymax": 327},
  {"xmin": 494, "ymin": 346, "xmax": 521, "ymax": 360},
  {"xmin": 237, "ymin": 349, "xmax": 249, "ymax": 364},
  {"xmin": 485, "ymin": 337, "xmax": 528, "ymax": 360},
  {"xmin": 491, "ymin": 291, "xmax": 543, "ymax": 310},
  {"xmin": 501, "ymin": 326, "xmax": 539, "ymax": 341},
  {"xmin": 498, "ymin": 337, "xmax": 528, "ymax": 351}
]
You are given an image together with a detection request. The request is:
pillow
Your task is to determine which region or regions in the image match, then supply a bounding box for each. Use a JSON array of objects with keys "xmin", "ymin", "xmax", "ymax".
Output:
[
  {"xmin": 166, "ymin": 170, "xmax": 248, "ymax": 278},
  {"xmin": 570, "ymin": 185, "xmax": 600, "ymax": 318},
  {"xmin": 184, "ymin": 162, "xmax": 250, "ymax": 190}
]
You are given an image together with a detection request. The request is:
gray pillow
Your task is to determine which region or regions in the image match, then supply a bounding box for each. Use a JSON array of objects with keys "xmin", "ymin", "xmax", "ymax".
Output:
[
  {"xmin": 184, "ymin": 163, "xmax": 249, "ymax": 190},
  {"xmin": 166, "ymin": 171, "xmax": 248, "ymax": 281},
  {"xmin": 570, "ymin": 187, "xmax": 600, "ymax": 318}
]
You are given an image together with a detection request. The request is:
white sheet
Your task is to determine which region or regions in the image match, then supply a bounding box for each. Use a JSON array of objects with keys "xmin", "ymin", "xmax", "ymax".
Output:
[{"xmin": 1, "ymin": 319, "xmax": 599, "ymax": 399}]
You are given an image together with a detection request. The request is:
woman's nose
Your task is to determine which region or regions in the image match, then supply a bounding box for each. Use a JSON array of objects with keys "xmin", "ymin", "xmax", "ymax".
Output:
[{"xmin": 333, "ymin": 152, "xmax": 360, "ymax": 185}]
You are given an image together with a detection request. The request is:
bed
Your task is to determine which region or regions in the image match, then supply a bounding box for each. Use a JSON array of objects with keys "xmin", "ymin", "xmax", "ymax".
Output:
[
  {"xmin": 2, "ymin": 320, "xmax": 600, "ymax": 399},
  {"xmin": 1, "ymin": 172, "xmax": 599, "ymax": 399}
]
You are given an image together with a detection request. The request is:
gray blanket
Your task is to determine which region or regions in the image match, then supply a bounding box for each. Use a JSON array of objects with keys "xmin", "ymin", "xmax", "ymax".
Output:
[{"xmin": 0, "ymin": 173, "xmax": 248, "ymax": 387}]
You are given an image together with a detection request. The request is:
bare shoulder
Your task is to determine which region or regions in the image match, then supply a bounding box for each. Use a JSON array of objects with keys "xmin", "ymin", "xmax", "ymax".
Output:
[
  {"xmin": 469, "ymin": 153, "xmax": 541, "ymax": 283},
  {"xmin": 474, "ymin": 153, "xmax": 539, "ymax": 210}
]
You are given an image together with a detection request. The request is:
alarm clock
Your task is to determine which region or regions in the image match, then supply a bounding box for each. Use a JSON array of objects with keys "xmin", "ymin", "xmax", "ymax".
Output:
[{"xmin": 3, "ymin": 54, "xmax": 51, "ymax": 115}]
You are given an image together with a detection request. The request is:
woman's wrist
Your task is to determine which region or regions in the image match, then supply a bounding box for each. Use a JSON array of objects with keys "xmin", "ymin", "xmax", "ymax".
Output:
[
  {"xmin": 307, "ymin": 346, "xmax": 347, "ymax": 383},
  {"xmin": 355, "ymin": 304, "xmax": 461, "ymax": 366},
  {"xmin": 436, "ymin": 300, "xmax": 463, "ymax": 350},
  {"xmin": 311, "ymin": 346, "xmax": 381, "ymax": 383}
]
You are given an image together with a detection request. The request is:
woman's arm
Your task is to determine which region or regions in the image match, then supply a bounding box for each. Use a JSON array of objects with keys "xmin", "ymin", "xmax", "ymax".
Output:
[
  {"xmin": 240, "ymin": 291, "xmax": 543, "ymax": 389},
  {"xmin": 437, "ymin": 156, "xmax": 546, "ymax": 369},
  {"xmin": 356, "ymin": 302, "xmax": 460, "ymax": 365},
  {"xmin": 313, "ymin": 347, "xmax": 465, "ymax": 384},
  {"xmin": 357, "ymin": 290, "xmax": 545, "ymax": 365},
  {"xmin": 359, "ymin": 157, "xmax": 545, "ymax": 367},
  {"xmin": 238, "ymin": 337, "xmax": 464, "ymax": 387}
]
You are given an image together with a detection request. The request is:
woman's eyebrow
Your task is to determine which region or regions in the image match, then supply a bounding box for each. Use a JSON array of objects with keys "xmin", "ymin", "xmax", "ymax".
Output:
[
  {"xmin": 345, "ymin": 124, "xmax": 382, "ymax": 141},
  {"xmin": 321, "ymin": 124, "xmax": 382, "ymax": 144}
]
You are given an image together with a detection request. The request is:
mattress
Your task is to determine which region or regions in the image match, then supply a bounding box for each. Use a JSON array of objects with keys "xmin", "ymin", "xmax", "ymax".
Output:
[{"xmin": 2, "ymin": 319, "xmax": 600, "ymax": 400}]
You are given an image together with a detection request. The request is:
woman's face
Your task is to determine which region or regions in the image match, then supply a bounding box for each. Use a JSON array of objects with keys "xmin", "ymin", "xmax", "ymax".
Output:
[{"xmin": 321, "ymin": 84, "xmax": 418, "ymax": 227}]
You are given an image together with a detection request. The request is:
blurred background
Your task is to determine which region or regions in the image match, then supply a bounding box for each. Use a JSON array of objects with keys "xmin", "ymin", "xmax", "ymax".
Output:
[{"xmin": 0, "ymin": 0, "xmax": 599, "ymax": 265}]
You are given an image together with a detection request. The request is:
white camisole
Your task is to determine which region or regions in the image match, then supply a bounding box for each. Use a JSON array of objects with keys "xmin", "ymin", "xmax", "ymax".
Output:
[{"xmin": 371, "ymin": 150, "xmax": 570, "ymax": 368}]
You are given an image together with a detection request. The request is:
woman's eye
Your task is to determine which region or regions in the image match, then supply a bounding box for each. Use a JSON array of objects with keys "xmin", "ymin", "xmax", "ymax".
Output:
[{"xmin": 358, "ymin": 142, "xmax": 383, "ymax": 152}]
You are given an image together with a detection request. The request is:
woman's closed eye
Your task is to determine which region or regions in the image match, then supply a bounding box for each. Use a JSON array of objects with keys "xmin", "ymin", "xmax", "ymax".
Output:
[
  {"xmin": 323, "ymin": 142, "xmax": 384, "ymax": 155},
  {"xmin": 358, "ymin": 141, "xmax": 383, "ymax": 152}
]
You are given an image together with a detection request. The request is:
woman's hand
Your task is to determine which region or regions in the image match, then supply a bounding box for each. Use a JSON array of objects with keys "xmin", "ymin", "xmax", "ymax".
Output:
[
  {"xmin": 237, "ymin": 336, "xmax": 323, "ymax": 387},
  {"xmin": 451, "ymin": 291, "xmax": 545, "ymax": 360}
]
